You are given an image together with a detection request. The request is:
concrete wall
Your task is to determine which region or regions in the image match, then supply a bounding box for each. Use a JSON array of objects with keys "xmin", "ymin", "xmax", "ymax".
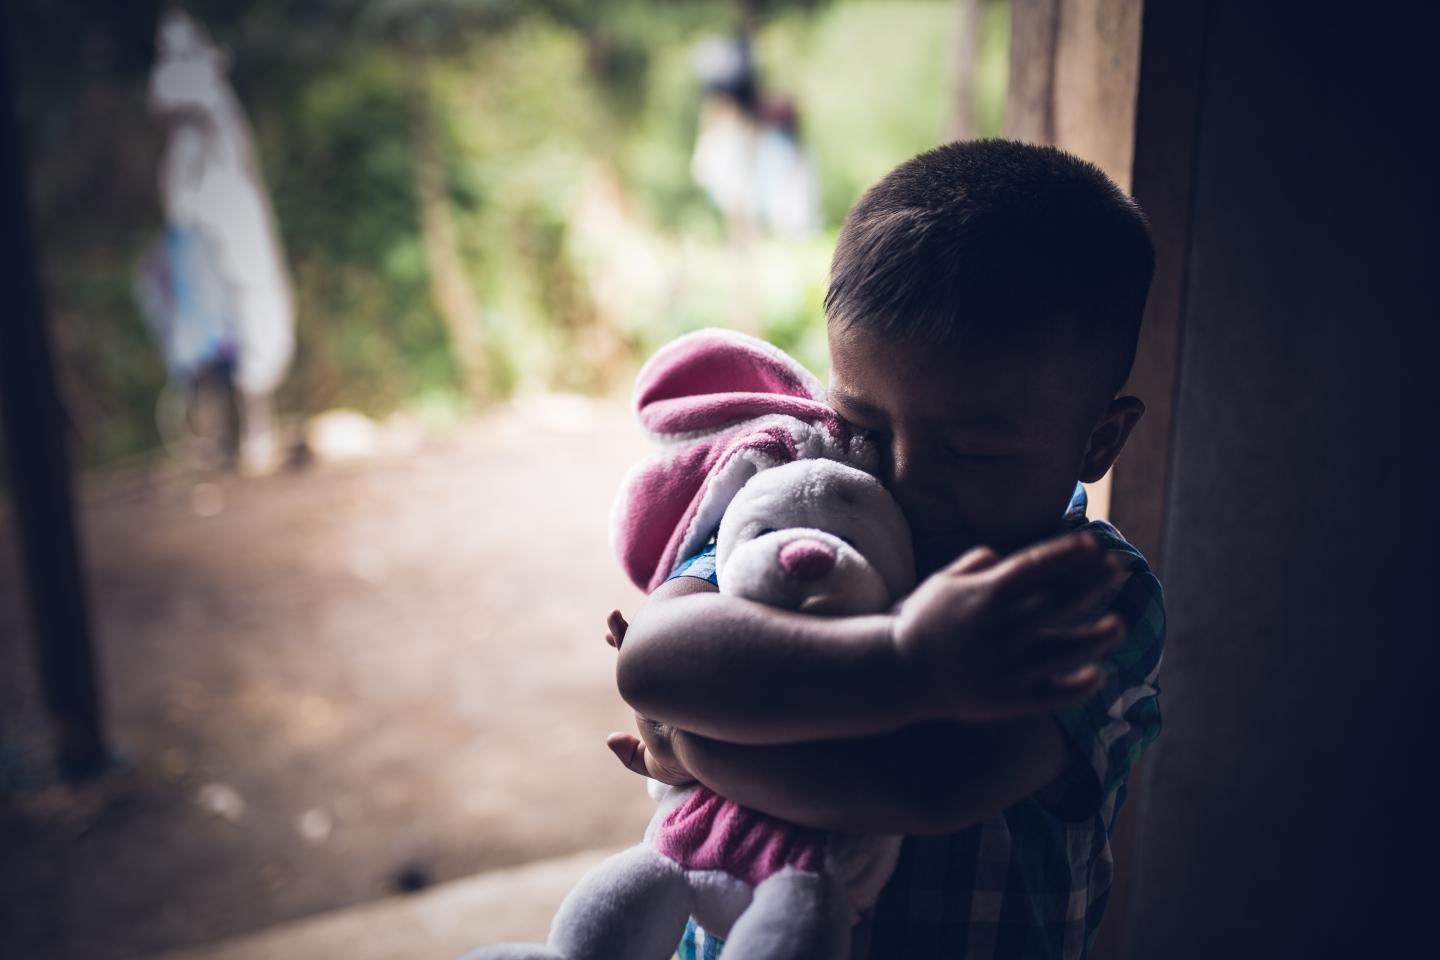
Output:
[{"xmin": 1115, "ymin": 2, "xmax": 1437, "ymax": 956}]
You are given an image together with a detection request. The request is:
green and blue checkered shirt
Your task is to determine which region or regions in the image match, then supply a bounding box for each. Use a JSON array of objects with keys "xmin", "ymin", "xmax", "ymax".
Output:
[{"xmin": 668, "ymin": 483, "xmax": 1165, "ymax": 959}]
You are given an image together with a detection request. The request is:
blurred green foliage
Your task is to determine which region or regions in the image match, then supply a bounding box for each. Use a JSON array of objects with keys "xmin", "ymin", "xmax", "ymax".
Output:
[{"xmin": 8, "ymin": 0, "xmax": 1007, "ymax": 469}]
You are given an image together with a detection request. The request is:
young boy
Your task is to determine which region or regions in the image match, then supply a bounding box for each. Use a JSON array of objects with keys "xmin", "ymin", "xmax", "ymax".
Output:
[{"xmin": 607, "ymin": 139, "xmax": 1164, "ymax": 959}]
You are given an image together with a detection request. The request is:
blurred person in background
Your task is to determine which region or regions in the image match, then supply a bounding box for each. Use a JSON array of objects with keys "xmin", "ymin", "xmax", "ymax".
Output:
[
  {"xmin": 754, "ymin": 94, "xmax": 821, "ymax": 239},
  {"xmin": 136, "ymin": 7, "xmax": 294, "ymax": 474},
  {"xmin": 691, "ymin": 34, "xmax": 821, "ymax": 240},
  {"xmin": 690, "ymin": 31, "xmax": 821, "ymax": 333}
]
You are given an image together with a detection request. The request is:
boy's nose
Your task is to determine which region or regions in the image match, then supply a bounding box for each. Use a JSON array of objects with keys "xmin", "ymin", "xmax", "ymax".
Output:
[
  {"xmin": 778, "ymin": 538, "xmax": 836, "ymax": 580},
  {"xmin": 884, "ymin": 434, "xmax": 943, "ymax": 507}
]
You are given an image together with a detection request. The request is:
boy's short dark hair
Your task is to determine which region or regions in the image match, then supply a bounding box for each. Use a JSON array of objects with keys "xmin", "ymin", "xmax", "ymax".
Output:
[{"xmin": 825, "ymin": 139, "xmax": 1155, "ymax": 396}]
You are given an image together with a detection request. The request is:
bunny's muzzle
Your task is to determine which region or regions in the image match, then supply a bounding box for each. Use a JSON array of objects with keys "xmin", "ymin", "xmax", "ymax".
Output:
[{"xmin": 777, "ymin": 538, "xmax": 838, "ymax": 580}]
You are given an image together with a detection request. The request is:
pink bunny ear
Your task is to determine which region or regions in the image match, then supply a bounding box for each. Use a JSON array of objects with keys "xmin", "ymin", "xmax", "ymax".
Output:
[
  {"xmin": 634, "ymin": 328, "xmax": 831, "ymax": 438},
  {"xmin": 611, "ymin": 329, "xmax": 873, "ymax": 593}
]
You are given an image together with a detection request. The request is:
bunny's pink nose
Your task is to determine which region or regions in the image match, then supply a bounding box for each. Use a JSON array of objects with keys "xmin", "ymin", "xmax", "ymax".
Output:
[{"xmin": 778, "ymin": 538, "xmax": 836, "ymax": 580}]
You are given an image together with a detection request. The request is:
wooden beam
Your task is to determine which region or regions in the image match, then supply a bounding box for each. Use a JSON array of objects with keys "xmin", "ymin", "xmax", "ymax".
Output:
[
  {"xmin": 0, "ymin": 12, "xmax": 109, "ymax": 780},
  {"xmin": 1093, "ymin": 3, "xmax": 1212, "ymax": 958},
  {"xmin": 1109, "ymin": 0, "xmax": 1211, "ymax": 574}
]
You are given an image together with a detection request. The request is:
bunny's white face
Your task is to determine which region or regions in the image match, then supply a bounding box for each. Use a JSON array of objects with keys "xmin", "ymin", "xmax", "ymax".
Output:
[{"xmin": 716, "ymin": 459, "xmax": 915, "ymax": 616}]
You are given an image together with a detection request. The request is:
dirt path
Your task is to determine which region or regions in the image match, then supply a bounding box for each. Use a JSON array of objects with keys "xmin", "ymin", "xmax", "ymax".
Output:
[{"xmin": 0, "ymin": 396, "xmax": 660, "ymax": 960}]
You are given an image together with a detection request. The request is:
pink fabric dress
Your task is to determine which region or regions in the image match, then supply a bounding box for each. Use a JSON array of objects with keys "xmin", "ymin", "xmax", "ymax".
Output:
[{"xmin": 653, "ymin": 785, "xmax": 828, "ymax": 886}]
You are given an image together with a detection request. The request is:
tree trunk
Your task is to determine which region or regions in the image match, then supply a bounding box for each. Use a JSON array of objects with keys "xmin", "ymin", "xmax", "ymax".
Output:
[{"xmin": 408, "ymin": 70, "xmax": 490, "ymax": 403}]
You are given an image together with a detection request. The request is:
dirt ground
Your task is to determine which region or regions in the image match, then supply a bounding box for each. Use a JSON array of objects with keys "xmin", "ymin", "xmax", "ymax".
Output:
[{"xmin": 0, "ymin": 396, "xmax": 662, "ymax": 960}]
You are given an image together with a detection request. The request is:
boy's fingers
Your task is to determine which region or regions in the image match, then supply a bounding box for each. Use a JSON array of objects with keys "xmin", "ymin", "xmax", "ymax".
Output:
[
  {"xmin": 606, "ymin": 610, "xmax": 629, "ymax": 648},
  {"xmin": 1024, "ymin": 556, "xmax": 1131, "ymax": 630},
  {"xmin": 1030, "ymin": 664, "xmax": 1107, "ymax": 707},
  {"xmin": 1008, "ymin": 561, "xmax": 1110, "ymax": 626},
  {"xmin": 1044, "ymin": 610, "xmax": 1125, "ymax": 649},
  {"xmin": 1029, "ymin": 613, "xmax": 1125, "ymax": 676},
  {"xmin": 990, "ymin": 533, "xmax": 1106, "ymax": 604},
  {"xmin": 614, "ymin": 727, "xmax": 697, "ymax": 786},
  {"xmin": 945, "ymin": 545, "xmax": 1001, "ymax": 576},
  {"xmin": 605, "ymin": 732, "xmax": 650, "ymax": 778}
]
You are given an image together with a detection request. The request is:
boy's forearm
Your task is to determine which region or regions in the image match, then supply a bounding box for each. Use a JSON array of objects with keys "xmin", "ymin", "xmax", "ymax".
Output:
[
  {"xmin": 670, "ymin": 715, "xmax": 1070, "ymax": 836},
  {"xmin": 671, "ymin": 725, "xmax": 929, "ymax": 834},
  {"xmin": 617, "ymin": 588, "xmax": 925, "ymax": 745}
]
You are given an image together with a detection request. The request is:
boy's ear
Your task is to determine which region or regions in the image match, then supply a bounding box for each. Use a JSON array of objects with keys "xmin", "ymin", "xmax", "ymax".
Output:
[{"xmin": 1079, "ymin": 396, "xmax": 1145, "ymax": 483}]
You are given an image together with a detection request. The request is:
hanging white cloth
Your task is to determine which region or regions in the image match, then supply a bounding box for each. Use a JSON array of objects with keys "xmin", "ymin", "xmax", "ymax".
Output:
[{"xmin": 147, "ymin": 9, "xmax": 294, "ymax": 397}]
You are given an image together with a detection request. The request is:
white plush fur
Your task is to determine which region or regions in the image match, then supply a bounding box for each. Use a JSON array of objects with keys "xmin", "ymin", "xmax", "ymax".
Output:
[
  {"xmin": 717, "ymin": 459, "xmax": 913, "ymax": 614},
  {"xmin": 466, "ymin": 457, "xmax": 914, "ymax": 960}
]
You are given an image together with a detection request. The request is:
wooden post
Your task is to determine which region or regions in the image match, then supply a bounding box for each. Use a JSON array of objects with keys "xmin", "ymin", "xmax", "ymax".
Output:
[
  {"xmin": 1004, "ymin": 3, "xmax": 1155, "ymax": 956},
  {"xmin": 1093, "ymin": 3, "xmax": 1211, "ymax": 958},
  {"xmin": 1052, "ymin": 0, "xmax": 1143, "ymax": 190},
  {"xmin": 0, "ymin": 14, "xmax": 109, "ymax": 780},
  {"xmin": 1004, "ymin": 0, "xmax": 1060, "ymax": 143},
  {"xmin": 1107, "ymin": 0, "xmax": 1206, "ymax": 573},
  {"xmin": 951, "ymin": 0, "xmax": 984, "ymax": 141}
]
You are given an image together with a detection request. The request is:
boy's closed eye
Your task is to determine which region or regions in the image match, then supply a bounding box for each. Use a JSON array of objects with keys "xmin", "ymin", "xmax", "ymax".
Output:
[
  {"xmin": 845, "ymin": 422, "xmax": 1011, "ymax": 469},
  {"xmin": 834, "ymin": 399, "xmax": 1014, "ymax": 459},
  {"xmin": 842, "ymin": 419, "xmax": 886, "ymax": 441}
]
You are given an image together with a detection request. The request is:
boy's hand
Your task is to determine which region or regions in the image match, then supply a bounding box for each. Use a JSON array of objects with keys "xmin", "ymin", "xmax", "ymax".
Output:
[
  {"xmin": 604, "ymin": 608, "xmax": 696, "ymax": 785},
  {"xmin": 893, "ymin": 532, "xmax": 1128, "ymax": 723},
  {"xmin": 604, "ymin": 609, "xmax": 629, "ymax": 649},
  {"xmin": 606, "ymin": 717, "xmax": 697, "ymax": 786}
]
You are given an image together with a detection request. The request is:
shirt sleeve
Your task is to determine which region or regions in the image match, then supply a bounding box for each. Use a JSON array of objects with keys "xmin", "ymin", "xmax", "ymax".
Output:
[
  {"xmin": 665, "ymin": 535, "xmax": 719, "ymax": 586},
  {"xmin": 1042, "ymin": 521, "xmax": 1166, "ymax": 827}
]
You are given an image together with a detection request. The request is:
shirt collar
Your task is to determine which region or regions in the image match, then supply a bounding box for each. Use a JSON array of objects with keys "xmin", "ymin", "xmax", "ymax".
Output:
[{"xmin": 1063, "ymin": 482, "xmax": 1088, "ymax": 525}]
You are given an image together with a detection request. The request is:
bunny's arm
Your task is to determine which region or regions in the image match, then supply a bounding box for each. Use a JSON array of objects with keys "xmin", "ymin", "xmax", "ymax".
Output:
[
  {"xmin": 668, "ymin": 716, "xmax": 1072, "ymax": 836},
  {"xmin": 617, "ymin": 576, "xmax": 927, "ymax": 745}
]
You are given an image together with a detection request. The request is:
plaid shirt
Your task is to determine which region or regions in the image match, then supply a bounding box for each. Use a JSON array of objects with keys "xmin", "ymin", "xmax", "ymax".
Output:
[{"xmin": 669, "ymin": 483, "xmax": 1165, "ymax": 960}]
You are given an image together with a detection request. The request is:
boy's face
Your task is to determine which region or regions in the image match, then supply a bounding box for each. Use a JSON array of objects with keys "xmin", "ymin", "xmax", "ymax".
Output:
[{"xmin": 827, "ymin": 322, "xmax": 1113, "ymax": 576}]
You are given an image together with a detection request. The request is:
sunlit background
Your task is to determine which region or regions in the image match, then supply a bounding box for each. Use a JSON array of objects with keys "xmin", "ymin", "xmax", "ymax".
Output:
[
  {"xmin": 13, "ymin": 0, "xmax": 1011, "ymax": 471},
  {"xmin": 0, "ymin": 2, "xmax": 1141, "ymax": 958}
]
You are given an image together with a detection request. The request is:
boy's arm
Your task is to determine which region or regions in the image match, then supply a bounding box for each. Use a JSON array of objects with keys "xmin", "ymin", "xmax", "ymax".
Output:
[
  {"xmin": 618, "ymin": 577, "xmax": 914, "ymax": 743},
  {"xmin": 669, "ymin": 716, "xmax": 1072, "ymax": 836},
  {"xmin": 617, "ymin": 532, "xmax": 1127, "ymax": 744},
  {"xmin": 612, "ymin": 549, "xmax": 1164, "ymax": 834}
]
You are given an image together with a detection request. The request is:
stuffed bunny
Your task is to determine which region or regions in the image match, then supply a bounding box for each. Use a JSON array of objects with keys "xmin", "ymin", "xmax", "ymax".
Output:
[{"xmin": 465, "ymin": 330, "xmax": 914, "ymax": 960}]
